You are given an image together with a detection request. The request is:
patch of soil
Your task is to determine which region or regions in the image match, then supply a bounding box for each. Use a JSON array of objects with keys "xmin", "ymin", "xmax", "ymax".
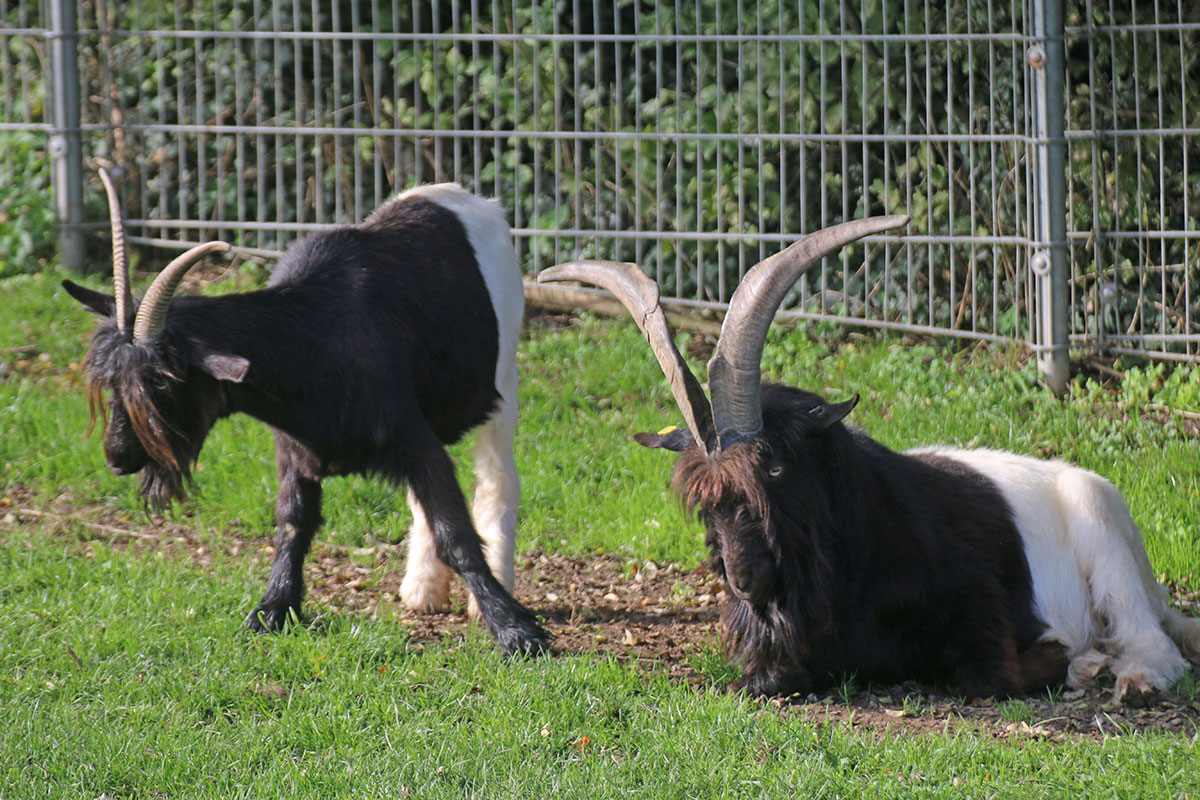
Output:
[{"xmin": 4, "ymin": 490, "xmax": 1199, "ymax": 741}]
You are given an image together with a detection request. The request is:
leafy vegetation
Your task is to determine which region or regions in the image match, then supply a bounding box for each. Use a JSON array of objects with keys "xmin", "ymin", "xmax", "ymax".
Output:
[
  {"xmin": 0, "ymin": 133, "xmax": 56, "ymax": 277},
  {"xmin": 5, "ymin": 1, "xmax": 1198, "ymax": 347}
]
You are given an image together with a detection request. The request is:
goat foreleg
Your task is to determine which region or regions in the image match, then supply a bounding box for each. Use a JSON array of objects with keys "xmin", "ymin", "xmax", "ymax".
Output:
[
  {"xmin": 402, "ymin": 370, "xmax": 520, "ymax": 617},
  {"xmin": 246, "ymin": 432, "xmax": 323, "ymax": 632}
]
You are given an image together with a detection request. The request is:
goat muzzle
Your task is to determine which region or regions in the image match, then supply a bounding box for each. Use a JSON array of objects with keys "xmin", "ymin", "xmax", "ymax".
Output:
[{"xmin": 726, "ymin": 559, "xmax": 777, "ymax": 606}]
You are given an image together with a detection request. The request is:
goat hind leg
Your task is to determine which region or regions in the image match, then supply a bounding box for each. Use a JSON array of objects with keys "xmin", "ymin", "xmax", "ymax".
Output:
[
  {"xmin": 465, "ymin": 391, "xmax": 520, "ymax": 618},
  {"xmin": 1063, "ymin": 472, "xmax": 1187, "ymax": 702},
  {"xmin": 247, "ymin": 433, "xmax": 323, "ymax": 632},
  {"xmin": 406, "ymin": 444, "xmax": 547, "ymax": 655},
  {"xmin": 400, "ymin": 487, "xmax": 453, "ymax": 613}
]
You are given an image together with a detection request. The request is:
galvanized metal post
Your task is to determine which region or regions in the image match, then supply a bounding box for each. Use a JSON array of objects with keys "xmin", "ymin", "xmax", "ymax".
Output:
[
  {"xmin": 1029, "ymin": 0, "xmax": 1070, "ymax": 393},
  {"xmin": 47, "ymin": 0, "xmax": 86, "ymax": 273}
]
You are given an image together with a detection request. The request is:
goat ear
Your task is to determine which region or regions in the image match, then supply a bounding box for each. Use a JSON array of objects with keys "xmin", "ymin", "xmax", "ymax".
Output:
[
  {"xmin": 809, "ymin": 394, "xmax": 859, "ymax": 430},
  {"xmin": 62, "ymin": 280, "xmax": 116, "ymax": 318},
  {"xmin": 197, "ymin": 350, "xmax": 251, "ymax": 383},
  {"xmin": 633, "ymin": 426, "xmax": 696, "ymax": 452}
]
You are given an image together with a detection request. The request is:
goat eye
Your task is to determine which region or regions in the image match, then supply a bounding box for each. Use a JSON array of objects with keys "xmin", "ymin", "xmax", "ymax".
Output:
[{"xmin": 766, "ymin": 464, "xmax": 784, "ymax": 479}]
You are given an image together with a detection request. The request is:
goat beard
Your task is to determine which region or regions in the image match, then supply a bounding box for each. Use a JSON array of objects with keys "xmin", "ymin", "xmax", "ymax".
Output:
[
  {"xmin": 722, "ymin": 593, "xmax": 806, "ymax": 680},
  {"xmin": 138, "ymin": 458, "xmax": 191, "ymax": 509},
  {"xmin": 130, "ymin": 407, "xmax": 196, "ymax": 509}
]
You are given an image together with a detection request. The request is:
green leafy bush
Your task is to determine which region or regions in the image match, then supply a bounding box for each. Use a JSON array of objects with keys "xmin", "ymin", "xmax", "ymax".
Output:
[
  {"xmin": 0, "ymin": 133, "xmax": 56, "ymax": 277},
  {"xmin": 3, "ymin": 1, "xmax": 1199, "ymax": 351}
]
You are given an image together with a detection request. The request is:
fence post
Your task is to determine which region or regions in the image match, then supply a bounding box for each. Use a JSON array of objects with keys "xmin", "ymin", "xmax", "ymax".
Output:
[
  {"xmin": 1029, "ymin": 0, "xmax": 1070, "ymax": 393},
  {"xmin": 47, "ymin": 0, "xmax": 86, "ymax": 273}
]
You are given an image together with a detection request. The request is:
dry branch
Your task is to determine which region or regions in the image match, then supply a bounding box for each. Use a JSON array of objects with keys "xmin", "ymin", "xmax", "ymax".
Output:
[{"xmin": 524, "ymin": 280, "xmax": 723, "ymax": 338}]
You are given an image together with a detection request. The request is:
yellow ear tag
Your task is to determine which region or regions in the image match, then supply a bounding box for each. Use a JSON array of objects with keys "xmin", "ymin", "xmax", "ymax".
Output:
[{"xmin": 657, "ymin": 425, "xmax": 679, "ymax": 436}]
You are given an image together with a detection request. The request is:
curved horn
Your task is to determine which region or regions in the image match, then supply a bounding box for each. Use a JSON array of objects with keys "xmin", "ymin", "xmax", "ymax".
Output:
[
  {"xmin": 98, "ymin": 168, "xmax": 133, "ymax": 334},
  {"xmin": 132, "ymin": 241, "xmax": 231, "ymax": 342},
  {"xmin": 707, "ymin": 215, "xmax": 910, "ymax": 445},
  {"xmin": 537, "ymin": 260, "xmax": 715, "ymax": 448}
]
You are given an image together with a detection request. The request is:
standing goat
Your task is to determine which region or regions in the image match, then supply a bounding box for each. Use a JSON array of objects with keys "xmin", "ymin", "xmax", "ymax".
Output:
[
  {"xmin": 539, "ymin": 218, "xmax": 1200, "ymax": 702},
  {"xmin": 64, "ymin": 171, "xmax": 547, "ymax": 655}
]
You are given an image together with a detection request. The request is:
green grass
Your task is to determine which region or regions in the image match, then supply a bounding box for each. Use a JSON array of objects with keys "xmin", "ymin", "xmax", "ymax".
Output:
[
  {"xmin": 3, "ymin": 523, "xmax": 1198, "ymax": 798},
  {"xmin": 2, "ymin": 269, "xmax": 1199, "ymax": 798}
]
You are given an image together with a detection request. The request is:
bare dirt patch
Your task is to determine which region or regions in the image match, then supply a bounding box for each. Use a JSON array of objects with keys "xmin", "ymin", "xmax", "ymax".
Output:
[{"xmin": 4, "ymin": 490, "xmax": 1199, "ymax": 741}]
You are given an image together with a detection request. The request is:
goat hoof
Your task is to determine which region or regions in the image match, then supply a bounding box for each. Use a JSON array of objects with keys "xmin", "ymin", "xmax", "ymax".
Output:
[
  {"xmin": 1066, "ymin": 648, "xmax": 1109, "ymax": 689},
  {"xmin": 494, "ymin": 622, "xmax": 551, "ymax": 658},
  {"xmin": 1115, "ymin": 677, "xmax": 1161, "ymax": 708},
  {"xmin": 245, "ymin": 604, "xmax": 299, "ymax": 633},
  {"xmin": 399, "ymin": 575, "xmax": 452, "ymax": 614}
]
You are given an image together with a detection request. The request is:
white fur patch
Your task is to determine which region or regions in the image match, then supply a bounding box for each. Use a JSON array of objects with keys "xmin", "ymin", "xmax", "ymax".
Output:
[
  {"xmin": 399, "ymin": 486, "xmax": 452, "ymax": 613},
  {"xmin": 394, "ymin": 183, "xmax": 525, "ymax": 396}
]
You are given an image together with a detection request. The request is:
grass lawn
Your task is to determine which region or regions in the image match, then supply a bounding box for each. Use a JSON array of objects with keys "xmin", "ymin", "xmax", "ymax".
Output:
[{"xmin": 2, "ymin": 268, "xmax": 1199, "ymax": 798}]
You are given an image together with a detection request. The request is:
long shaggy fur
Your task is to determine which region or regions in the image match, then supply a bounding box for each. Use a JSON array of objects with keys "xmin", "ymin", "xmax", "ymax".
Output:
[
  {"xmin": 675, "ymin": 441, "xmax": 832, "ymax": 689},
  {"xmin": 666, "ymin": 383, "xmax": 1197, "ymax": 702},
  {"xmin": 82, "ymin": 324, "xmax": 204, "ymax": 507}
]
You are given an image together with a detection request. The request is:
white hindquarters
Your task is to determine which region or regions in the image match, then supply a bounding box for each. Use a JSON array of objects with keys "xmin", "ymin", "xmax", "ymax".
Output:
[
  {"xmin": 396, "ymin": 184, "xmax": 524, "ymax": 615},
  {"xmin": 915, "ymin": 447, "xmax": 1200, "ymax": 702}
]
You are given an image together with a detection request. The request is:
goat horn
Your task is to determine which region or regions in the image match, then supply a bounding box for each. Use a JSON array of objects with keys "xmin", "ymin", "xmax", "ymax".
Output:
[
  {"xmin": 708, "ymin": 214, "xmax": 910, "ymax": 446},
  {"xmin": 537, "ymin": 260, "xmax": 715, "ymax": 448},
  {"xmin": 98, "ymin": 168, "xmax": 134, "ymax": 334},
  {"xmin": 132, "ymin": 241, "xmax": 231, "ymax": 342}
]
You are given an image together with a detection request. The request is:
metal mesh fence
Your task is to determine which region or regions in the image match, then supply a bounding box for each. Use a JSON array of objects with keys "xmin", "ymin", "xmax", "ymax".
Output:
[
  {"xmin": 2, "ymin": 0, "xmax": 1198, "ymax": 365},
  {"xmin": 0, "ymin": 0, "xmax": 51, "ymax": 268},
  {"xmin": 0, "ymin": 0, "xmax": 39, "ymax": 131},
  {"xmin": 1063, "ymin": 1, "xmax": 1200, "ymax": 363}
]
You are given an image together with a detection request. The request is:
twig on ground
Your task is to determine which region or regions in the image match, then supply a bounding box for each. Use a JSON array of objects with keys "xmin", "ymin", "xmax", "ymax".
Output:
[{"xmin": 11, "ymin": 506, "xmax": 176, "ymax": 542}]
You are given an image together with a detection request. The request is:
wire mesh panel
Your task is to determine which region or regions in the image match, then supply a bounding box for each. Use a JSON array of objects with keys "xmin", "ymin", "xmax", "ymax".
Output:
[
  {"xmin": 0, "ymin": 0, "xmax": 42, "ymax": 132},
  {"xmin": 66, "ymin": 0, "xmax": 1040, "ymax": 344},
  {"xmin": 1064, "ymin": 0, "xmax": 1200, "ymax": 362},
  {"xmin": 2, "ymin": 1, "xmax": 1197, "ymax": 362},
  {"xmin": 0, "ymin": 0, "xmax": 52, "ymax": 271}
]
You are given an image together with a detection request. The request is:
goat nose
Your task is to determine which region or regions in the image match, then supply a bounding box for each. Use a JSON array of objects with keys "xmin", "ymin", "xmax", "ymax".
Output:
[
  {"xmin": 730, "ymin": 563, "xmax": 774, "ymax": 602},
  {"xmin": 107, "ymin": 452, "xmax": 146, "ymax": 475},
  {"xmin": 731, "ymin": 568, "xmax": 764, "ymax": 600}
]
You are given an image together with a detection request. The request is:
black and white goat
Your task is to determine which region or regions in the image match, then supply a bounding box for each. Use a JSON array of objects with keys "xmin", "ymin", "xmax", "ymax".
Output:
[
  {"xmin": 64, "ymin": 171, "xmax": 546, "ymax": 655},
  {"xmin": 539, "ymin": 218, "xmax": 1200, "ymax": 702}
]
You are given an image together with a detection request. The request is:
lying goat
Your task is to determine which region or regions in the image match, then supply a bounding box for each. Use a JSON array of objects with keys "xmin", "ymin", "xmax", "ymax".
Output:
[
  {"xmin": 64, "ymin": 171, "xmax": 546, "ymax": 655},
  {"xmin": 539, "ymin": 219, "xmax": 1200, "ymax": 702}
]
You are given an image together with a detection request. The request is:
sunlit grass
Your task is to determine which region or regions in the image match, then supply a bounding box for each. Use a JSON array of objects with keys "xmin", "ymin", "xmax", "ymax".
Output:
[{"xmin": 2, "ymin": 270, "xmax": 1198, "ymax": 798}]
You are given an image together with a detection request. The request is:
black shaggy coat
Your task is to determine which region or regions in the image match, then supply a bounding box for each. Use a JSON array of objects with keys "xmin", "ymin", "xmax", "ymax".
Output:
[
  {"xmin": 66, "ymin": 194, "xmax": 546, "ymax": 655},
  {"xmin": 183, "ymin": 202, "xmax": 503, "ymax": 469},
  {"xmin": 673, "ymin": 384, "xmax": 1066, "ymax": 698}
]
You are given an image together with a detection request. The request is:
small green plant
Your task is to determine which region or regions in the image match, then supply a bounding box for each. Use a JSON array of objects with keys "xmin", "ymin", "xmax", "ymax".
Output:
[
  {"xmin": 901, "ymin": 693, "xmax": 925, "ymax": 717},
  {"xmin": 835, "ymin": 675, "xmax": 860, "ymax": 706},
  {"xmin": 1171, "ymin": 671, "xmax": 1198, "ymax": 702},
  {"xmin": 997, "ymin": 699, "xmax": 1035, "ymax": 724}
]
